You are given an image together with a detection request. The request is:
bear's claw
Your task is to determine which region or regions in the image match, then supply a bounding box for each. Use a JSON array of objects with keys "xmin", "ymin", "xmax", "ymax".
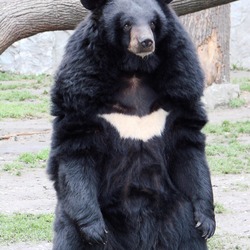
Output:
[{"xmin": 194, "ymin": 212, "xmax": 215, "ymax": 239}]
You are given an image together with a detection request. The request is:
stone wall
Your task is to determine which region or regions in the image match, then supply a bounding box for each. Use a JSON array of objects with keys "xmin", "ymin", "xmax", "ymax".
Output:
[
  {"xmin": 0, "ymin": 31, "xmax": 72, "ymax": 75},
  {"xmin": 231, "ymin": 0, "xmax": 250, "ymax": 69},
  {"xmin": 0, "ymin": 1, "xmax": 249, "ymax": 74}
]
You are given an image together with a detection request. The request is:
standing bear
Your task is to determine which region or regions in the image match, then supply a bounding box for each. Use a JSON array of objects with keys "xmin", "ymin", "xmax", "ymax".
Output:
[{"xmin": 47, "ymin": 0, "xmax": 216, "ymax": 249}]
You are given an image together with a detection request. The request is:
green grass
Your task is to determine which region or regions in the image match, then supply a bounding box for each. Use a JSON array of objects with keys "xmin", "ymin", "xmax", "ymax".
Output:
[
  {"xmin": 231, "ymin": 64, "xmax": 250, "ymax": 72},
  {"xmin": 0, "ymin": 72, "xmax": 52, "ymax": 119},
  {"xmin": 204, "ymin": 120, "xmax": 250, "ymax": 136},
  {"xmin": 3, "ymin": 162, "xmax": 24, "ymax": 176},
  {"xmin": 0, "ymin": 72, "xmax": 50, "ymax": 82},
  {"xmin": 208, "ymin": 235, "xmax": 225, "ymax": 250},
  {"xmin": 204, "ymin": 121, "xmax": 250, "ymax": 174},
  {"xmin": 240, "ymin": 82, "xmax": 250, "ymax": 92},
  {"xmin": 0, "ymin": 78, "xmax": 51, "ymax": 91},
  {"xmin": 19, "ymin": 149, "xmax": 49, "ymax": 165},
  {"xmin": 0, "ymin": 101, "xmax": 49, "ymax": 119},
  {"xmin": 214, "ymin": 202, "xmax": 227, "ymax": 214},
  {"xmin": 0, "ymin": 72, "xmax": 35, "ymax": 81},
  {"xmin": 3, "ymin": 149, "xmax": 49, "ymax": 175},
  {"xmin": 232, "ymin": 77, "xmax": 250, "ymax": 92},
  {"xmin": 0, "ymin": 213, "xmax": 53, "ymax": 243},
  {"xmin": 0, "ymin": 90, "xmax": 38, "ymax": 102},
  {"xmin": 229, "ymin": 98, "xmax": 246, "ymax": 108},
  {"xmin": 206, "ymin": 141, "xmax": 250, "ymax": 174},
  {"xmin": 0, "ymin": 83, "xmax": 29, "ymax": 90}
]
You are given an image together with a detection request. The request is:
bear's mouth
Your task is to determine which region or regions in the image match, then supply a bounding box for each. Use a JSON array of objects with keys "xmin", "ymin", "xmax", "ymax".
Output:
[
  {"xmin": 128, "ymin": 44, "xmax": 155, "ymax": 58},
  {"xmin": 136, "ymin": 51, "xmax": 155, "ymax": 58}
]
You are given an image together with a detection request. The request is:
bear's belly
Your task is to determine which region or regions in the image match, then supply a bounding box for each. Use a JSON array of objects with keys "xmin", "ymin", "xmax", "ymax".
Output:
[{"xmin": 98, "ymin": 132, "xmax": 174, "ymax": 211}]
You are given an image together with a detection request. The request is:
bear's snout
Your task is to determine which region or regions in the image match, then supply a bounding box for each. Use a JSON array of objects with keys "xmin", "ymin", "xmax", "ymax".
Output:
[{"xmin": 128, "ymin": 25, "xmax": 155, "ymax": 58}]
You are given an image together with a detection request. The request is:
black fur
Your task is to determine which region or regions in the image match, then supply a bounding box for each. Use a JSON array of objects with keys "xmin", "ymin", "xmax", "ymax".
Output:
[
  {"xmin": 80, "ymin": 0, "xmax": 107, "ymax": 10},
  {"xmin": 48, "ymin": 0, "xmax": 215, "ymax": 249}
]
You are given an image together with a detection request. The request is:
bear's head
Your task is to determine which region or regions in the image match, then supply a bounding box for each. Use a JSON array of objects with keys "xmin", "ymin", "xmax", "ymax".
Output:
[{"xmin": 80, "ymin": 0, "xmax": 173, "ymax": 59}]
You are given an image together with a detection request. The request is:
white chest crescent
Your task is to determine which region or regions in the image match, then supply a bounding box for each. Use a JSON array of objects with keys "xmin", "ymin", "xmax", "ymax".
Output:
[{"xmin": 99, "ymin": 108, "xmax": 169, "ymax": 142}]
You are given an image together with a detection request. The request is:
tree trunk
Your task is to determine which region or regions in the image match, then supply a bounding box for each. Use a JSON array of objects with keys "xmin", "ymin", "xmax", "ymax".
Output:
[
  {"xmin": 180, "ymin": 4, "xmax": 231, "ymax": 85},
  {"xmin": 0, "ymin": 0, "xmax": 238, "ymax": 55}
]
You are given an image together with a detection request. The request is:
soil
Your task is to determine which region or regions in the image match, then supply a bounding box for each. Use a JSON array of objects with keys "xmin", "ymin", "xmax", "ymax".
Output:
[{"xmin": 0, "ymin": 73, "xmax": 249, "ymax": 249}]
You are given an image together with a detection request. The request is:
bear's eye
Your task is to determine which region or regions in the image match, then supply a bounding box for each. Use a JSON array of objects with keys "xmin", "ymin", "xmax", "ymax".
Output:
[
  {"xmin": 123, "ymin": 23, "xmax": 132, "ymax": 32},
  {"xmin": 150, "ymin": 21, "xmax": 156, "ymax": 30}
]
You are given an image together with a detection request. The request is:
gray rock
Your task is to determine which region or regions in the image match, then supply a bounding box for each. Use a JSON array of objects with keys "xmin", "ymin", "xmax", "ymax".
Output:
[
  {"xmin": 0, "ymin": 31, "xmax": 72, "ymax": 75},
  {"xmin": 203, "ymin": 83, "xmax": 240, "ymax": 110}
]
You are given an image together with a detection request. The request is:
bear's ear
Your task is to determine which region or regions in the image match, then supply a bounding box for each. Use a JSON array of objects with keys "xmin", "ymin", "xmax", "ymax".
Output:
[
  {"xmin": 163, "ymin": 0, "xmax": 173, "ymax": 4},
  {"xmin": 80, "ymin": 0, "xmax": 106, "ymax": 10}
]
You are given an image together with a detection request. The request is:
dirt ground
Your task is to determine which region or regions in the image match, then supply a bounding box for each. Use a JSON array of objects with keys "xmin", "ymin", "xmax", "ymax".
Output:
[{"xmin": 0, "ymin": 74, "xmax": 250, "ymax": 249}]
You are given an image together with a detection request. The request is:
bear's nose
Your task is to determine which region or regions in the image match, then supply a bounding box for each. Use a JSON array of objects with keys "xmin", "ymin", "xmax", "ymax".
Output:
[{"xmin": 140, "ymin": 39, "xmax": 153, "ymax": 48}]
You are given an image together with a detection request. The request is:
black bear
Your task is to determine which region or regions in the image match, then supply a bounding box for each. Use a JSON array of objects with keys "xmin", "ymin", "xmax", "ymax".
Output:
[{"xmin": 47, "ymin": 0, "xmax": 216, "ymax": 249}]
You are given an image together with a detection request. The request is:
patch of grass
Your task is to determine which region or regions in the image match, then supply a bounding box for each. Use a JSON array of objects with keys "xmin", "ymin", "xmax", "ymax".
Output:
[
  {"xmin": 206, "ymin": 141, "xmax": 250, "ymax": 174},
  {"xmin": 0, "ymin": 90, "xmax": 38, "ymax": 102},
  {"xmin": 229, "ymin": 98, "xmax": 246, "ymax": 108},
  {"xmin": 0, "ymin": 83, "xmax": 29, "ymax": 90},
  {"xmin": 0, "ymin": 72, "xmax": 34, "ymax": 81},
  {"xmin": 204, "ymin": 121, "xmax": 250, "ymax": 136},
  {"xmin": 0, "ymin": 72, "xmax": 52, "ymax": 92},
  {"xmin": 0, "ymin": 101, "xmax": 49, "ymax": 119},
  {"xmin": 231, "ymin": 64, "xmax": 250, "ymax": 72},
  {"xmin": 3, "ymin": 149, "xmax": 49, "ymax": 175},
  {"xmin": 19, "ymin": 149, "xmax": 49, "ymax": 165},
  {"xmin": 240, "ymin": 83, "xmax": 250, "ymax": 92},
  {"xmin": 0, "ymin": 72, "xmax": 51, "ymax": 119},
  {"xmin": 0, "ymin": 72, "xmax": 49, "ymax": 82},
  {"xmin": 232, "ymin": 77, "xmax": 250, "ymax": 92},
  {"xmin": 204, "ymin": 121, "xmax": 250, "ymax": 174},
  {"xmin": 214, "ymin": 202, "xmax": 227, "ymax": 214},
  {"xmin": 208, "ymin": 235, "xmax": 225, "ymax": 250},
  {"xmin": 2, "ymin": 162, "xmax": 23, "ymax": 176},
  {"xmin": 0, "ymin": 213, "xmax": 53, "ymax": 243}
]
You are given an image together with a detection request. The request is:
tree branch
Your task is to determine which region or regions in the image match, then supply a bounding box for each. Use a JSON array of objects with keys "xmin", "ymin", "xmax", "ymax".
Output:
[
  {"xmin": 0, "ymin": 0, "xmax": 238, "ymax": 55},
  {"xmin": 172, "ymin": 0, "xmax": 237, "ymax": 16},
  {"xmin": 0, "ymin": 0, "xmax": 87, "ymax": 55}
]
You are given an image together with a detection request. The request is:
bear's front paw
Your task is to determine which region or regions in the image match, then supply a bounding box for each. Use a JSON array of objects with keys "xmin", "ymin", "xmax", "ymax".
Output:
[
  {"xmin": 194, "ymin": 212, "xmax": 215, "ymax": 239},
  {"xmin": 80, "ymin": 219, "xmax": 108, "ymax": 245}
]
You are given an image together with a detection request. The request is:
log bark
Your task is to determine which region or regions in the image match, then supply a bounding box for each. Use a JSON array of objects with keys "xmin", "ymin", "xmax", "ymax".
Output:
[
  {"xmin": 181, "ymin": 4, "xmax": 231, "ymax": 85},
  {"xmin": 0, "ymin": 0, "xmax": 87, "ymax": 55},
  {"xmin": 0, "ymin": 0, "xmax": 238, "ymax": 54},
  {"xmin": 172, "ymin": 0, "xmax": 236, "ymax": 16}
]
